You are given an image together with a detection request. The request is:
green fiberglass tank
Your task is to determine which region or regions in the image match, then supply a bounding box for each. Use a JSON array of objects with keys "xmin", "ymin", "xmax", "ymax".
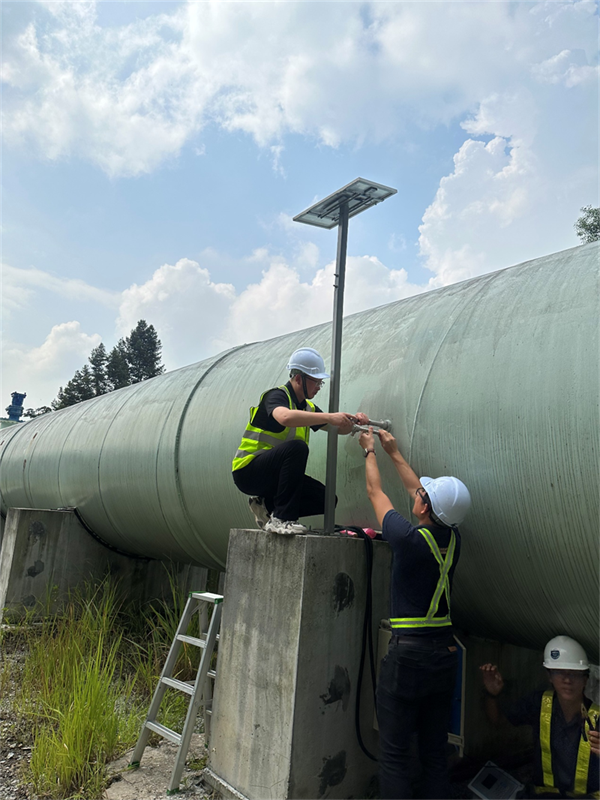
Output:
[{"xmin": 0, "ymin": 242, "xmax": 597, "ymax": 658}]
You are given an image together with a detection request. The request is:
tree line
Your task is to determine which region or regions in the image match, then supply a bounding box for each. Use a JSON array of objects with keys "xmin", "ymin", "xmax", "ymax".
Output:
[{"xmin": 24, "ymin": 320, "xmax": 165, "ymax": 416}]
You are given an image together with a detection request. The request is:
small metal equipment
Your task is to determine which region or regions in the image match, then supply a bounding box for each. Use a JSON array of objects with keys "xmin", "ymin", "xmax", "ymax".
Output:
[
  {"xmin": 130, "ymin": 591, "xmax": 223, "ymax": 794},
  {"xmin": 351, "ymin": 418, "xmax": 393, "ymax": 436}
]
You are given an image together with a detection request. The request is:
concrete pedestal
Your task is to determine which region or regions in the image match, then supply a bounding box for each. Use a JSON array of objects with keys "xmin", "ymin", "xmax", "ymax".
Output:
[
  {"xmin": 205, "ymin": 528, "xmax": 391, "ymax": 800},
  {"xmin": 0, "ymin": 508, "xmax": 211, "ymax": 619}
]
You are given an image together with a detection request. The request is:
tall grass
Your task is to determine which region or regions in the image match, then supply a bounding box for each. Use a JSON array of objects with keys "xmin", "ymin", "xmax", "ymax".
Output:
[{"xmin": 1, "ymin": 570, "xmax": 212, "ymax": 799}]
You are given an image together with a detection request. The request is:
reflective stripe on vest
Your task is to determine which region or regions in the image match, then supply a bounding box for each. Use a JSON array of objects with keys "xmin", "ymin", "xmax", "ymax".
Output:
[
  {"xmin": 390, "ymin": 527, "xmax": 456, "ymax": 630},
  {"xmin": 535, "ymin": 690, "xmax": 600, "ymax": 798},
  {"xmin": 231, "ymin": 385, "xmax": 315, "ymax": 472}
]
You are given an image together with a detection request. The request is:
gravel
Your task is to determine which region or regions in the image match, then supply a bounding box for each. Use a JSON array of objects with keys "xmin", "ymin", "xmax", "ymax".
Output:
[{"xmin": 0, "ymin": 633, "xmax": 32, "ymax": 800}]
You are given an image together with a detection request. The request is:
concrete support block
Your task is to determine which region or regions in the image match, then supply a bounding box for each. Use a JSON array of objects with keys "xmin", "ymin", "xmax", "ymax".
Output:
[
  {"xmin": 206, "ymin": 529, "xmax": 391, "ymax": 800},
  {"xmin": 0, "ymin": 508, "xmax": 211, "ymax": 619}
]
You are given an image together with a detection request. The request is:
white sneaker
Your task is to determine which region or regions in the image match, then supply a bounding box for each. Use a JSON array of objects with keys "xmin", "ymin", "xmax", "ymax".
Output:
[
  {"xmin": 248, "ymin": 497, "xmax": 270, "ymax": 529},
  {"xmin": 265, "ymin": 516, "xmax": 308, "ymax": 535}
]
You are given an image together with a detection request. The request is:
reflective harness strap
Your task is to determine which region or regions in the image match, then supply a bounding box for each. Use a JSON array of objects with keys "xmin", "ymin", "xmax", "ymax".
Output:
[
  {"xmin": 574, "ymin": 704, "xmax": 600, "ymax": 797},
  {"xmin": 390, "ymin": 528, "xmax": 456, "ymax": 629},
  {"xmin": 536, "ymin": 692, "xmax": 599, "ymax": 797},
  {"xmin": 232, "ymin": 386, "xmax": 315, "ymax": 471},
  {"xmin": 539, "ymin": 691, "xmax": 557, "ymax": 793}
]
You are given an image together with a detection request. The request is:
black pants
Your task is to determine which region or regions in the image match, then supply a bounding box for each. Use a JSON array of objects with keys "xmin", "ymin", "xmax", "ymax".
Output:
[
  {"xmin": 377, "ymin": 634, "xmax": 457, "ymax": 800},
  {"xmin": 232, "ymin": 439, "xmax": 332, "ymax": 521}
]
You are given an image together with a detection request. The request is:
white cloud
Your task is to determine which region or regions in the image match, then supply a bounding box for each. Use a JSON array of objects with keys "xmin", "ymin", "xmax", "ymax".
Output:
[
  {"xmin": 418, "ymin": 57, "xmax": 597, "ymax": 286},
  {"xmin": 2, "ymin": 263, "xmax": 118, "ymax": 319},
  {"xmin": 418, "ymin": 131, "xmax": 536, "ymax": 286},
  {"xmin": 116, "ymin": 250, "xmax": 423, "ymax": 362},
  {"xmin": 532, "ymin": 49, "xmax": 599, "ymax": 87},
  {"xmin": 216, "ymin": 252, "xmax": 424, "ymax": 352},
  {"xmin": 2, "ymin": 246, "xmax": 425, "ymax": 406},
  {"xmin": 116, "ymin": 258, "xmax": 236, "ymax": 367},
  {"xmin": 2, "ymin": 1, "xmax": 596, "ymax": 177},
  {"xmin": 2, "ymin": 322, "xmax": 101, "ymax": 408}
]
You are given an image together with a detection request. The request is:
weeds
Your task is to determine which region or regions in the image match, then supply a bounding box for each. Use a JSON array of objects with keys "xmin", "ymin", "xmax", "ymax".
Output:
[{"xmin": 1, "ymin": 570, "xmax": 209, "ymax": 799}]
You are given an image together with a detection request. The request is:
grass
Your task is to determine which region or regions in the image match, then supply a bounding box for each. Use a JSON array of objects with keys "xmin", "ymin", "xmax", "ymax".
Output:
[{"xmin": 0, "ymin": 570, "xmax": 217, "ymax": 799}]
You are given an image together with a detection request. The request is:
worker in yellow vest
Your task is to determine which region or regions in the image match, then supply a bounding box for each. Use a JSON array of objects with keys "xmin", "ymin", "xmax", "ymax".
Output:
[
  {"xmin": 358, "ymin": 426, "xmax": 471, "ymax": 799},
  {"xmin": 481, "ymin": 636, "xmax": 599, "ymax": 798},
  {"xmin": 232, "ymin": 347, "xmax": 368, "ymax": 535}
]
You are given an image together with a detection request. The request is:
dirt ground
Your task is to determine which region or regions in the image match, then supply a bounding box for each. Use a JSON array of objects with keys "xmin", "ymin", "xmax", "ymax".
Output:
[{"xmin": 104, "ymin": 733, "xmax": 213, "ymax": 800}]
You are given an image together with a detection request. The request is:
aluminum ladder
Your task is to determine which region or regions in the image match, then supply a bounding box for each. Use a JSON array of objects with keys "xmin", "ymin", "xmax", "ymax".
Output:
[{"xmin": 130, "ymin": 591, "xmax": 223, "ymax": 794}]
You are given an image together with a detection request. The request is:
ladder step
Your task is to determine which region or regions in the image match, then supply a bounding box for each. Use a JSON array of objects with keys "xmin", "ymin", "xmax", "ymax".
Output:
[
  {"xmin": 177, "ymin": 634, "xmax": 206, "ymax": 648},
  {"xmin": 208, "ymin": 669, "xmax": 216, "ymax": 679},
  {"xmin": 161, "ymin": 676, "xmax": 194, "ymax": 695},
  {"xmin": 145, "ymin": 720, "xmax": 181, "ymax": 746},
  {"xmin": 191, "ymin": 592, "xmax": 223, "ymax": 604}
]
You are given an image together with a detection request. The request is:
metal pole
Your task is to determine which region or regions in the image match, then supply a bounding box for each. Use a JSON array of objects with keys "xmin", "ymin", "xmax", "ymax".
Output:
[{"xmin": 323, "ymin": 201, "xmax": 349, "ymax": 534}]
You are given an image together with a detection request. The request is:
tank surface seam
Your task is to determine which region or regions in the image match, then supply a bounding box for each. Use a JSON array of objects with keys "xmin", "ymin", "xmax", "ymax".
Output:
[{"xmin": 173, "ymin": 343, "xmax": 255, "ymax": 568}]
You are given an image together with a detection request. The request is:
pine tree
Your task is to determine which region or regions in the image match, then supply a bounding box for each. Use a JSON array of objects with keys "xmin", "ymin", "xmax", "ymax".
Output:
[
  {"xmin": 89, "ymin": 343, "xmax": 109, "ymax": 396},
  {"xmin": 52, "ymin": 366, "xmax": 95, "ymax": 410},
  {"xmin": 52, "ymin": 320, "xmax": 165, "ymax": 408},
  {"xmin": 126, "ymin": 320, "xmax": 165, "ymax": 383},
  {"xmin": 106, "ymin": 340, "xmax": 131, "ymax": 390}
]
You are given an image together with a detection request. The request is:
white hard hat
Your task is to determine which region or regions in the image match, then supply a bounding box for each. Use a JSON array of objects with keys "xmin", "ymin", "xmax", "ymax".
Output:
[
  {"xmin": 420, "ymin": 476, "xmax": 471, "ymax": 527},
  {"xmin": 543, "ymin": 635, "xmax": 589, "ymax": 671},
  {"xmin": 287, "ymin": 348, "xmax": 329, "ymax": 379}
]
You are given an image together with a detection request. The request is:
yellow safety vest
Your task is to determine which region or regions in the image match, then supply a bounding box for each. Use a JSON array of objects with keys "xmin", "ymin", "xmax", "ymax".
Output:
[
  {"xmin": 390, "ymin": 527, "xmax": 456, "ymax": 630},
  {"xmin": 535, "ymin": 690, "xmax": 600, "ymax": 798},
  {"xmin": 232, "ymin": 385, "xmax": 316, "ymax": 472}
]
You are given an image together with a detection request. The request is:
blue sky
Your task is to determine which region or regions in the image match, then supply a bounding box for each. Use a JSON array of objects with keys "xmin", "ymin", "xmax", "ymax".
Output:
[{"xmin": 2, "ymin": 0, "xmax": 598, "ymax": 408}]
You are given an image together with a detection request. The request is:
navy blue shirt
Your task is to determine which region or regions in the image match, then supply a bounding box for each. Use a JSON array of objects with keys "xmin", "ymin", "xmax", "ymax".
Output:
[
  {"xmin": 382, "ymin": 509, "xmax": 461, "ymax": 637},
  {"xmin": 505, "ymin": 690, "xmax": 599, "ymax": 797}
]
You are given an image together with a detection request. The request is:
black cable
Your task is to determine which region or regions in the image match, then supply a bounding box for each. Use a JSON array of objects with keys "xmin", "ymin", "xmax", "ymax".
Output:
[{"xmin": 337, "ymin": 525, "xmax": 378, "ymax": 762}]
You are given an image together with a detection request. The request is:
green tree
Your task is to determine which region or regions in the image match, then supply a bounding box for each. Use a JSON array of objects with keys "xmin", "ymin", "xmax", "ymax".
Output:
[
  {"xmin": 574, "ymin": 205, "xmax": 600, "ymax": 244},
  {"xmin": 52, "ymin": 366, "xmax": 95, "ymax": 410},
  {"xmin": 106, "ymin": 339, "xmax": 131, "ymax": 390},
  {"xmin": 89, "ymin": 343, "xmax": 109, "ymax": 396},
  {"xmin": 126, "ymin": 320, "xmax": 165, "ymax": 383},
  {"xmin": 52, "ymin": 321, "xmax": 165, "ymax": 408},
  {"xmin": 22, "ymin": 406, "xmax": 53, "ymax": 418}
]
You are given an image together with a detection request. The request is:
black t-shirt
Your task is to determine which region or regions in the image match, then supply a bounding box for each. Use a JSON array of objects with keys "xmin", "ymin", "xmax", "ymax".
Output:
[
  {"xmin": 382, "ymin": 509, "xmax": 461, "ymax": 637},
  {"xmin": 505, "ymin": 690, "xmax": 599, "ymax": 797},
  {"xmin": 251, "ymin": 382, "xmax": 325, "ymax": 433}
]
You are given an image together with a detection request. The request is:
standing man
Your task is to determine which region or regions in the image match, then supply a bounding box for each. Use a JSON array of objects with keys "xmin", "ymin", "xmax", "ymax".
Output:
[
  {"xmin": 232, "ymin": 347, "xmax": 368, "ymax": 535},
  {"xmin": 358, "ymin": 427, "xmax": 471, "ymax": 799}
]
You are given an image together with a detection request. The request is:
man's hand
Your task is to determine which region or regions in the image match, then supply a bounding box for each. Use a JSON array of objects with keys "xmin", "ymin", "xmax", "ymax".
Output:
[
  {"xmin": 589, "ymin": 729, "xmax": 600, "ymax": 756},
  {"xmin": 378, "ymin": 429, "xmax": 399, "ymax": 456},
  {"xmin": 479, "ymin": 664, "xmax": 504, "ymax": 696},
  {"xmin": 354, "ymin": 412, "xmax": 369, "ymax": 425},
  {"xmin": 359, "ymin": 427, "xmax": 376, "ymax": 450},
  {"xmin": 328, "ymin": 412, "xmax": 356, "ymax": 429}
]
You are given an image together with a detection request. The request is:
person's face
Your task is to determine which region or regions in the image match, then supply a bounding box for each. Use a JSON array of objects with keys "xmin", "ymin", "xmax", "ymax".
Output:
[
  {"xmin": 304, "ymin": 375, "xmax": 323, "ymax": 399},
  {"xmin": 548, "ymin": 669, "xmax": 588, "ymax": 702},
  {"xmin": 412, "ymin": 487, "xmax": 430, "ymax": 518}
]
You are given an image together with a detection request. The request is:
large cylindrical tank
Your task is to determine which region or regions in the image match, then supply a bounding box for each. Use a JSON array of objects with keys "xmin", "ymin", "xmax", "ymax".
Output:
[{"xmin": 1, "ymin": 243, "xmax": 597, "ymax": 658}]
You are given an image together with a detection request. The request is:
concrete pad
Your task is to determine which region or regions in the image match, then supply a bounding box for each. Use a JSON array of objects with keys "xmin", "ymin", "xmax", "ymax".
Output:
[{"xmin": 105, "ymin": 734, "xmax": 208, "ymax": 800}]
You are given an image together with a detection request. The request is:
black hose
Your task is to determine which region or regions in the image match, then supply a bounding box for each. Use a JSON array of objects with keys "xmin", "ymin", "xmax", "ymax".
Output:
[{"xmin": 337, "ymin": 525, "xmax": 378, "ymax": 762}]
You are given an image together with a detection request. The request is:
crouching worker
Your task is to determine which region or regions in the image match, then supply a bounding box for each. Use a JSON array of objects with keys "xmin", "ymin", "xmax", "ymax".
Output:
[
  {"xmin": 480, "ymin": 635, "xmax": 599, "ymax": 799},
  {"xmin": 358, "ymin": 426, "xmax": 471, "ymax": 799},
  {"xmin": 232, "ymin": 347, "xmax": 368, "ymax": 535}
]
